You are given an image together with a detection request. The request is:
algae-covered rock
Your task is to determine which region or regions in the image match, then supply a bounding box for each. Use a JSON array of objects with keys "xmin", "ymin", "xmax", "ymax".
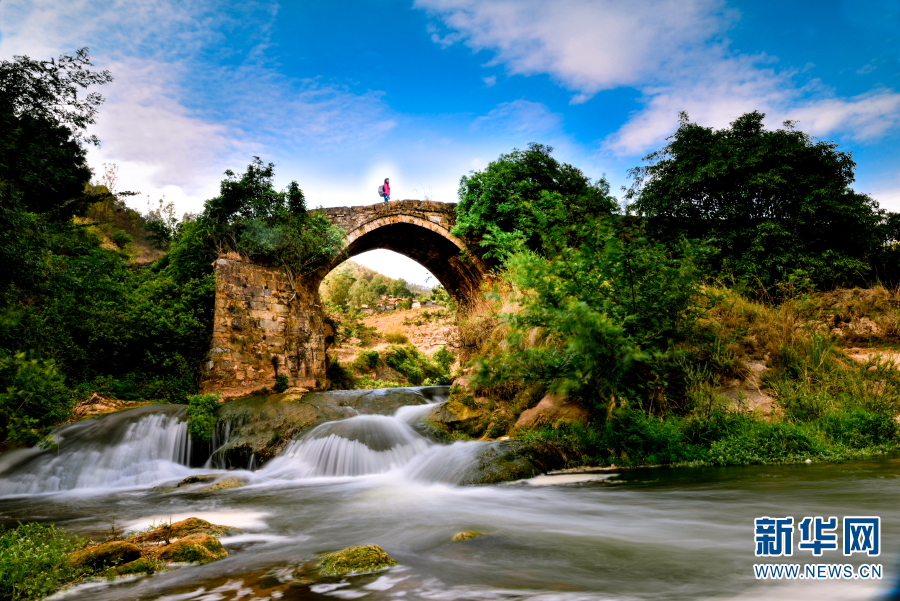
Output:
[
  {"xmin": 105, "ymin": 557, "xmax": 165, "ymax": 577},
  {"xmin": 175, "ymin": 475, "xmax": 218, "ymax": 488},
  {"xmin": 316, "ymin": 545, "xmax": 397, "ymax": 577},
  {"xmin": 197, "ymin": 476, "xmax": 246, "ymax": 492},
  {"xmin": 69, "ymin": 541, "xmax": 141, "ymax": 571},
  {"xmin": 457, "ymin": 441, "xmax": 539, "ymax": 485},
  {"xmin": 157, "ymin": 533, "xmax": 227, "ymax": 564},
  {"xmin": 451, "ymin": 531, "xmax": 482, "ymax": 541},
  {"xmin": 128, "ymin": 517, "xmax": 231, "ymax": 544}
]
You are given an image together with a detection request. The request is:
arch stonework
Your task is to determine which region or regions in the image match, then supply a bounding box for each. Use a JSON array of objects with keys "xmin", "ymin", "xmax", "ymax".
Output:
[{"xmin": 202, "ymin": 200, "xmax": 484, "ymax": 396}]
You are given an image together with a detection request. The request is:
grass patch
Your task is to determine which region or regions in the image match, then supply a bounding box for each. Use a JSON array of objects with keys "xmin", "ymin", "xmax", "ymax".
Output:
[
  {"xmin": 0, "ymin": 522, "xmax": 88, "ymax": 601},
  {"xmin": 383, "ymin": 330, "xmax": 409, "ymax": 344}
]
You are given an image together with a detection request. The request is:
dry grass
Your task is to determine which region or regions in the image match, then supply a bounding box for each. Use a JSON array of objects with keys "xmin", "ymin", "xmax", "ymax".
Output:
[{"xmin": 328, "ymin": 306, "xmax": 457, "ymax": 369}]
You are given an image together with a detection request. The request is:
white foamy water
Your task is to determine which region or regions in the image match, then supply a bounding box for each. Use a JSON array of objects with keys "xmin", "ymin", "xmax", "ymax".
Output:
[
  {"xmin": 261, "ymin": 415, "xmax": 432, "ymax": 478},
  {"xmin": 0, "ymin": 405, "xmax": 194, "ymax": 496}
]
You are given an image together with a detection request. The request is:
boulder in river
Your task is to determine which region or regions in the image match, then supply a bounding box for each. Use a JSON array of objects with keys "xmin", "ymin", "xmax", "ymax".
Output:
[
  {"xmin": 196, "ymin": 476, "xmax": 247, "ymax": 492},
  {"xmin": 69, "ymin": 541, "xmax": 141, "ymax": 571},
  {"xmin": 457, "ymin": 441, "xmax": 540, "ymax": 485},
  {"xmin": 315, "ymin": 545, "xmax": 397, "ymax": 577},
  {"xmin": 128, "ymin": 517, "xmax": 232, "ymax": 543},
  {"xmin": 157, "ymin": 533, "xmax": 228, "ymax": 564},
  {"xmin": 451, "ymin": 530, "xmax": 483, "ymax": 541}
]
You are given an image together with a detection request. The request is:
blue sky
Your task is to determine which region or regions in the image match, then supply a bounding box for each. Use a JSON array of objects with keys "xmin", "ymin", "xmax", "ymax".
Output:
[{"xmin": 2, "ymin": 0, "xmax": 899, "ymax": 284}]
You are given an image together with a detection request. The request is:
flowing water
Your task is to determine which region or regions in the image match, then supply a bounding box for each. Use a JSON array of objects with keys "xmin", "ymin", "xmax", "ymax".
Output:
[{"xmin": 0, "ymin": 388, "xmax": 898, "ymax": 601}]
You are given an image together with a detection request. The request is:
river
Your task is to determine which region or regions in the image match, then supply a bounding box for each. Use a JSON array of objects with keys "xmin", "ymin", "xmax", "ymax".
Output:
[{"xmin": 0, "ymin": 388, "xmax": 897, "ymax": 600}]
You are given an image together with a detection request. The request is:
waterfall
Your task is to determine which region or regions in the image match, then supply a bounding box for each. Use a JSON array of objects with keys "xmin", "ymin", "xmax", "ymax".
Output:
[
  {"xmin": 0, "ymin": 385, "xmax": 527, "ymax": 495},
  {"xmin": 0, "ymin": 405, "xmax": 194, "ymax": 496},
  {"xmin": 262, "ymin": 415, "xmax": 431, "ymax": 478}
]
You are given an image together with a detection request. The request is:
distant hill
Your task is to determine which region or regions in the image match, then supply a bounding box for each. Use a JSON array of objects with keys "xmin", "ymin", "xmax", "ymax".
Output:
[{"xmin": 320, "ymin": 260, "xmax": 437, "ymax": 309}]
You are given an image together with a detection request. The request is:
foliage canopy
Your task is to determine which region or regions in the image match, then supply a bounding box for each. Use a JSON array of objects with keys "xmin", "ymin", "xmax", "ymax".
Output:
[
  {"xmin": 202, "ymin": 159, "xmax": 344, "ymax": 277},
  {"xmin": 453, "ymin": 143, "xmax": 618, "ymax": 259},
  {"xmin": 479, "ymin": 217, "xmax": 706, "ymax": 412},
  {"xmin": 626, "ymin": 111, "xmax": 886, "ymax": 291}
]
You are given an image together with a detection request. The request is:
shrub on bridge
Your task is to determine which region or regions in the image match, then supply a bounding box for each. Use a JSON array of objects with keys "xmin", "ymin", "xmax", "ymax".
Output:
[{"xmin": 201, "ymin": 159, "xmax": 344, "ymax": 277}]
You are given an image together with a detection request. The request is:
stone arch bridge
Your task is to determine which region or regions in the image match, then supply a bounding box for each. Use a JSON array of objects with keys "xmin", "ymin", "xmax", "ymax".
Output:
[{"xmin": 202, "ymin": 200, "xmax": 485, "ymax": 396}]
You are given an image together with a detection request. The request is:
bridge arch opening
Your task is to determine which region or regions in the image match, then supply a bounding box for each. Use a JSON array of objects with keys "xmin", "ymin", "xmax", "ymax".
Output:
[{"xmin": 317, "ymin": 208, "xmax": 485, "ymax": 304}]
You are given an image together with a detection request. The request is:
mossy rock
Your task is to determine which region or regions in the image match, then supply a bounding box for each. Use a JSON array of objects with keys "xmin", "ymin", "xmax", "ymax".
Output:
[
  {"xmin": 69, "ymin": 541, "xmax": 141, "ymax": 571},
  {"xmin": 158, "ymin": 533, "xmax": 228, "ymax": 564},
  {"xmin": 129, "ymin": 517, "xmax": 230, "ymax": 544},
  {"xmin": 197, "ymin": 476, "xmax": 246, "ymax": 492},
  {"xmin": 175, "ymin": 475, "xmax": 218, "ymax": 487},
  {"xmin": 105, "ymin": 557, "xmax": 165, "ymax": 577},
  {"xmin": 457, "ymin": 441, "xmax": 540, "ymax": 485},
  {"xmin": 316, "ymin": 545, "xmax": 397, "ymax": 577},
  {"xmin": 451, "ymin": 531, "xmax": 483, "ymax": 541}
]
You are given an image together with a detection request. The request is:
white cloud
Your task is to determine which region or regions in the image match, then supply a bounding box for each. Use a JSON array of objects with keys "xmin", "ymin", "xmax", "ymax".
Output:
[
  {"xmin": 417, "ymin": 0, "xmax": 729, "ymax": 96},
  {"xmin": 472, "ymin": 99, "xmax": 562, "ymax": 135},
  {"xmin": 418, "ymin": 0, "xmax": 900, "ymax": 156},
  {"xmin": 0, "ymin": 0, "xmax": 396, "ymax": 214}
]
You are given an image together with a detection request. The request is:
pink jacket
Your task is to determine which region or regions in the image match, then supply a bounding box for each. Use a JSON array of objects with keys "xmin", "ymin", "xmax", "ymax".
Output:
[{"xmin": 384, "ymin": 182, "xmax": 391, "ymax": 196}]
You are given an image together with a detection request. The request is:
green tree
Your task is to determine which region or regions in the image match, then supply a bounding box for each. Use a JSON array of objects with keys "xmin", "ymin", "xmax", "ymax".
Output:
[
  {"xmin": 348, "ymin": 279, "xmax": 377, "ymax": 307},
  {"xmin": 387, "ymin": 278, "xmax": 413, "ymax": 298},
  {"xmin": 626, "ymin": 111, "xmax": 884, "ymax": 291},
  {"xmin": 325, "ymin": 272, "xmax": 355, "ymax": 308},
  {"xmin": 478, "ymin": 218, "xmax": 705, "ymax": 413},
  {"xmin": 454, "ymin": 143, "xmax": 618, "ymax": 258},
  {"xmin": 370, "ymin": 275, "xmax": 389, "ymax": 296},
  {"xmin": 0, "ymin": 48, "xmax": 111, "ymax": 219},
  {"xmin": 0, "ymin": 49, "xmax": 111, "ymax": 294},
  {"xmin": 202, "ymin": 159, "xmax": 344, "ymax": 278}
]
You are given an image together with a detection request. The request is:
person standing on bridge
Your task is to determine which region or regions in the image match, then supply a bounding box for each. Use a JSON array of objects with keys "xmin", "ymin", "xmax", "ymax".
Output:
[{"xmin": 380, "ymin": 178, "xmax": 390, "ymax": 203}]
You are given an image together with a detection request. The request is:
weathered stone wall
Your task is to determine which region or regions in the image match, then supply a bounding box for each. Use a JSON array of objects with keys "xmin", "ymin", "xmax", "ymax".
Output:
[{"xmin": 202, "ymin": 254, "xmax": 329, "ymax": 396}]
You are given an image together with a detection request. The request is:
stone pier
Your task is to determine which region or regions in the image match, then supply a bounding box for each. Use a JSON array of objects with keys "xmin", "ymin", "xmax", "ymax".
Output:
[{"xmin": 202, "ymin": 254, "xmax": 330, "ymax": 397}]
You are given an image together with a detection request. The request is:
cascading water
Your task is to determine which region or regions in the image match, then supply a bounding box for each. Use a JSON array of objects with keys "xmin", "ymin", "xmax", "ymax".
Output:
[
  {"xmin": 0, "ymin": 404, "xmax": 195, "ymax": 496},
  {"xmin": 260, "ymin": 397, "xmax": 523, "ymax": 485},
  {"xmin": 0, "ymin": 386, "xmax": 519, "ymax": 495},
  {"xmin": 262, "ymin": 415, "xmax": 432, "ymax": 478}
]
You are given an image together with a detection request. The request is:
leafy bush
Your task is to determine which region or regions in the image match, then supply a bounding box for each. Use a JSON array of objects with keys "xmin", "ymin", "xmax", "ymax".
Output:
[
  {"xmin": 273, "ymin": 374, "xmax": 289, "ymax": 393},
  {"xmin": 0, "ymin": 352, "xmax": 73, "ymax": 446},
  {"xmin": 110, "ymin": 229, "xmax": 131, "ymax": 249},
  {"xmin": 382, "ymin": 344, "xmax": 451, "ymax": 386},
  {"xmin": 185, "ymin": 393, "xmax": 219, "ymax": 442},
  {"xmin": 433, "ymin": 346, "xmax": 456, "ymax": 373},
  {"xmin": 327, "ymin": 357, "xmax": 356, "ymax": 390},
  {"xmin": 0, "ymin": 522, "xmax": 87, "ymax": 601},
  {"xmin": 353, "ymin": 350, "xmax": 380, "ymax": 372},
  {"xmin": 477, "ymin": 217, "xmax": 706, "ymax": 413}
]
